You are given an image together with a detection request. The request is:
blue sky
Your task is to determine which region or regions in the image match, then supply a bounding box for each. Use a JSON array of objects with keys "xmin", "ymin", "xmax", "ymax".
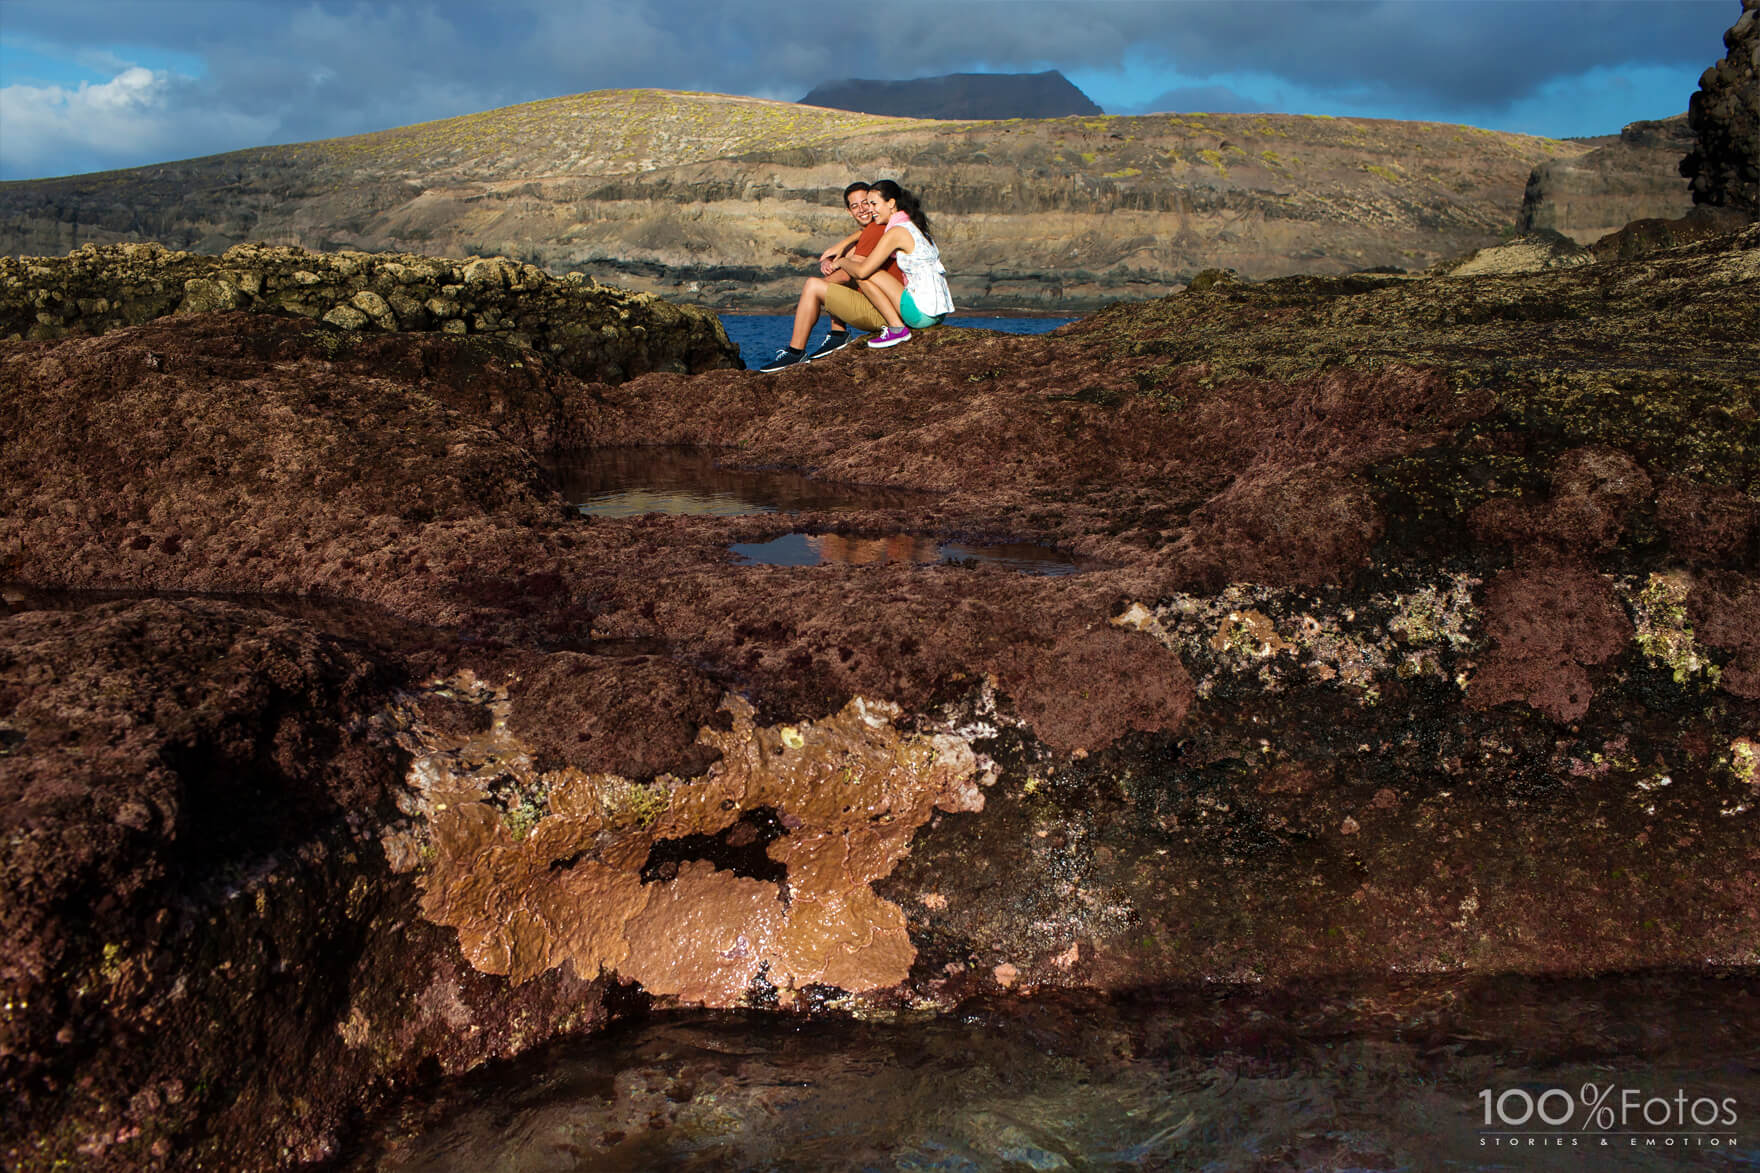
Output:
[{"xmin": 0, "ymin": 0, "xmax": 1741, "ymax": 181}]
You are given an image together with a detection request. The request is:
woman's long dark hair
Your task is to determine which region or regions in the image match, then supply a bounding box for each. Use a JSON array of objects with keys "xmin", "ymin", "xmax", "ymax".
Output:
[{"xmin": 870, "ymin": 179, "xmax": 933, "ymax": 244}]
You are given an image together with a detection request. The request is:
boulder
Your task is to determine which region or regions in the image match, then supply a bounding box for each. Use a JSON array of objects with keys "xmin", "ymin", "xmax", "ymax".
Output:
[{"xmin": 1681, "ymin": 0, "xmax": 1760, "ymax": 216}]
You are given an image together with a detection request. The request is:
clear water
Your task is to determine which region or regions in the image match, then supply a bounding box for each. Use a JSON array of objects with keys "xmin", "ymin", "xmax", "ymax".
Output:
[
  {"xmin": 729, "ymin": 532, "xmax": 1090, "ymax": 575},
  {"xmin": 344, "ymin": 974, "xmax": 1760, "ymax": 1171},
  {"xmin": 542, "ymin": 449, "xmax": 933, "ymax": 518},
  {"xmin": 719, "ymin": 313, "xmax": 1075, "ymax": 366},
  {"xmin": 542, "ymin": 450, "xmax": 1084, "ymax": 574}
]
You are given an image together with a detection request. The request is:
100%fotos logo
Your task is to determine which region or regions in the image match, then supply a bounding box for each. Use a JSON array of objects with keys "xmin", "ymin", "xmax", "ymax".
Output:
[{"xmin": 1481, "ymin": 1083, "xmax": 1739, "ymax": 1131}]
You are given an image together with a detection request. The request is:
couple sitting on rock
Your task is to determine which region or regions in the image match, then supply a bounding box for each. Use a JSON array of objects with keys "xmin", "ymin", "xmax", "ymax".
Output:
[{"xmin": 758, "ymin": 179, "xmax": 954, "ymax": 372}]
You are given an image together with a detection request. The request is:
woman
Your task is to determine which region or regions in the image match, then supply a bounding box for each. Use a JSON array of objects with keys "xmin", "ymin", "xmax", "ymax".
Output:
[{"xmin": 832, "ymin": 179, "xmax": 954, "ymax": 348}]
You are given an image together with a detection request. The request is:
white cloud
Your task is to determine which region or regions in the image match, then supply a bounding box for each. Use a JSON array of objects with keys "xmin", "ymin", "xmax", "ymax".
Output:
[{"xmin": 0, "ymin": 64, "xmax": 275, "ymax": 179}]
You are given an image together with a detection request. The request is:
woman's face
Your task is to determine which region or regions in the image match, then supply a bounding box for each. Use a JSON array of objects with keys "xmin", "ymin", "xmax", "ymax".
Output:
[{"xmin": 865, "ymin": 190, "xmax": 898, "ymax": 222}]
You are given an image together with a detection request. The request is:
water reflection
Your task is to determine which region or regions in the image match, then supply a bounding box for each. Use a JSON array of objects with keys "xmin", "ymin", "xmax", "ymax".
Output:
[
  {"xmin": 730, "ymin": 533, "xmax": 1088, "ymax": 575},
  {"xmin": 344, "ymin": 974, "xmax": 1760, "ymax": 1171},
  {"xmin": 543, "ymin": 448, "xmax": 931, "ymax": 518}
]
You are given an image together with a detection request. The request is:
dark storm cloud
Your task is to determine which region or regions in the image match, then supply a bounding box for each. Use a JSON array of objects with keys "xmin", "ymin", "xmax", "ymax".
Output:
[
  {"xmin": 1150, "ymin": 0, "xmax": 1733, "ymax": 107},
  {"xmin": 507, "ymin": 1, "xmax": 1743, "ymax": 113},
  {"xmin": 0, "ymin": 0, "xmax": 1742, "ymax": 177}
]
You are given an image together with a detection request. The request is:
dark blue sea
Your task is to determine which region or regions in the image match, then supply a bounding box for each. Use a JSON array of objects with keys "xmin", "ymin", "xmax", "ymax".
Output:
[{"xmin": 718, "ymin": 313, "xmax": 1075, "ymax": 365}]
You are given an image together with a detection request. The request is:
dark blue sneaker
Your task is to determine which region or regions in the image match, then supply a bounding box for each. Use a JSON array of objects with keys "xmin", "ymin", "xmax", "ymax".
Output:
[
  {"xmin": 806, "ymin": 331, "xmax": 851, "ymax": 361},
  {"xmin": 757, "ymin": 346, "xmax": 806, "ymax": 373}
]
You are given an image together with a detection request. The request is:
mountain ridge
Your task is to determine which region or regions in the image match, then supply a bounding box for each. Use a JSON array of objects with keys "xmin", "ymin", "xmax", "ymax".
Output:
[
  {"xmin": 1, "ymin": 87, "xmax": 1590, "ymax": 311},
  {"xmin": 800, "ymin": 69, "xmax": 1103, "ymax": 119}
]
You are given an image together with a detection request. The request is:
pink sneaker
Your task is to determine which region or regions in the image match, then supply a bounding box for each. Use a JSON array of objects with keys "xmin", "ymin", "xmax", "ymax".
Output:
[{"xmin": 866, "ymin": 326, "xmax": 912, "ymax": 349}]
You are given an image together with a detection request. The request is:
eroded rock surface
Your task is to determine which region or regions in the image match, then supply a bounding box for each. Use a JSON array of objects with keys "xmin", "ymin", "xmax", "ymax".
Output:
[
  {"xmin": 0, "ymin": 241, "xmax": 738, "ymax": 380},
  {"xmin": 3, "ymin": 225, "xmax": 1757, "ymax": 1169},
  {"xmin": 0, "ymin": 599, "xmax": 610, "ymax": 1169}
]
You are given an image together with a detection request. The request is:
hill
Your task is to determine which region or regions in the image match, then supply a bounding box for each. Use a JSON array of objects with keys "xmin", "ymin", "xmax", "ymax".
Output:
[
  {"xmin": 0, "ymin": 88, "xmax": 1586, "ymax": 311},
  {"xmin": 799, "ymin": 69, "xmax": 1103, "ymax": 119}
]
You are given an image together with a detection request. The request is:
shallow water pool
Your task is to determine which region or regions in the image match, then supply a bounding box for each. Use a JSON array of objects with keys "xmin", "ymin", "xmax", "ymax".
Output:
[
  {"xmin": 343, "ymin": 973, "xmax": 1760, "ymax": 1171},
  {"xmin": 730, "ymin": 532, "xmax": 1090, "ymax": 575}
]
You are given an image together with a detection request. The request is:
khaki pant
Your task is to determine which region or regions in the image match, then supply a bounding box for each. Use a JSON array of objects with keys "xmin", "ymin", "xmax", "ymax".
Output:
[{"xmin": 822, "ymin": 282, "xmax": 889, "ymax": 333}]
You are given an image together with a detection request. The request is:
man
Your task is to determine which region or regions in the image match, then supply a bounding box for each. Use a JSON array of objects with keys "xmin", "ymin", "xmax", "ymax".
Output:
[{"xmin": 757, "ymin": 181, "xmax": 905, "ymax": 372}]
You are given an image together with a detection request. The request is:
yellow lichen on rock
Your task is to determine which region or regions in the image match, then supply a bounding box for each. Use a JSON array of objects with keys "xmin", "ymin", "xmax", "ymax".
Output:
[
  {"xmin": 1209, "ymin": 609, "xmax": 1293, "ymax": 658},
  {"xmin": 1732, "ymin": 737, "xmax": 1760, "ymax": 788},
  {"xmin": 1625, "ymin": 571, "xmax": 1721, "ymax": 687}
]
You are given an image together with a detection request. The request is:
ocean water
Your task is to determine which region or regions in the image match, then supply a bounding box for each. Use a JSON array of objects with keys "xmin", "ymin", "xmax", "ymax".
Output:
[
  {"xmin": 345, "ymin": 974, "xmax": 1760, "ymax": 1171},
  {"xmin": 719, "ymin": 312, "xmax": 1075, "ymax": 365}
]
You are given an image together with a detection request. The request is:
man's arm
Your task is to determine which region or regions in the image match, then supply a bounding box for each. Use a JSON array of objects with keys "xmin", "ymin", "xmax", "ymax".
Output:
[
  {"xmin": 835, "ymin": 227, "xmax": 909, "ymax": 279},
  {"xmin": 819, "ymin": 229, "xmax": 865, "ymax": 275}
]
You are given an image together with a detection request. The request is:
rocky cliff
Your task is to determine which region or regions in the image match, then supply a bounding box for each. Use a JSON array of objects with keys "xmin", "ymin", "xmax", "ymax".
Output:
[
  {"xmin": 3, "ymin": 218, "xmax": 1757, "ymax": 1167},
  {"xmin": 800, "ymin": 70, "xmax": 1103, "ymax": 119},
  {"xmin": 1515, "ymin": 116, "xmax": 1696, "ymax": 243},
  {"xmin": 0, "ymin": 89, "xmax": 1584, "ymax": 311},
  {"xmin": 1509, "ymin": 0, "xmax": 1760, "ymax": 251},
  {"xmin": 1682, "ymin": 0, "xmax": 1760, "ymax": 216}
]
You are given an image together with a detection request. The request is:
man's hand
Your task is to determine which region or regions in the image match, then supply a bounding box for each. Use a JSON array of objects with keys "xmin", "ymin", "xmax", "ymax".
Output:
[{"xmin": 824, "ymin": 246, "xmax": 870, "ymax": 278}]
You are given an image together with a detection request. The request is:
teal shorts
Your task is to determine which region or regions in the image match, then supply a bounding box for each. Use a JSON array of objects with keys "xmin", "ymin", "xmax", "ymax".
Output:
[{"xmin": 899, "ymin": 290, "xmax": 946, "ymax": 329}]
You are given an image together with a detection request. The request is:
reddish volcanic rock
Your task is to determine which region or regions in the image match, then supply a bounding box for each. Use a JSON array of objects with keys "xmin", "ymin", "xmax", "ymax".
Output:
[
  {"xmin": 503, "ymin": 650, "xmax": 725, "ymax": 779},
  {"xmin": 1471, "ymin": 445, "xmax": 1653, "ymax": 552},
  {"xmin": 0, "ymin": 598, "xmax": 619, "ymax": 1168},
  {"xmin": 1691, "ymin": 570, "xmax": 1760, "ymax": 698},
  {"xmin": 3, "ymin": 226, "xmax": 1757, "ymax": 1169},
  {"xmin": 1657, "ymin": 475, "xmax": 1760, "ymax": 564},
  {"xmin": 0, "ymin": 313, "xmax": 573, "ymax": 618},
  {"xmin": 0, "ymin": 599, "xmax": 392, "ymax": 989},
  {"xmin": 1, "ymin": 314, "xmax": 1216, "ymax": 742},
  {"xmin": 1469, "ymin": 554, "xmax": 1633, "ymax": 722},
  {"xmin": 1177, "ymin": 461, "xmax": 1384, "ymax": 589},
  {"xmin": 997, "ymin": 626, "xmax": 1194, "ymax": 753}
]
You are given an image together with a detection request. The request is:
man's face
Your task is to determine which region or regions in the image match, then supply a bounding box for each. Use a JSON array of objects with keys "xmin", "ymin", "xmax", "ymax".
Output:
[{"xmin": 846, "ymin": 189, "xmax": 873, "ymax": 225}]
